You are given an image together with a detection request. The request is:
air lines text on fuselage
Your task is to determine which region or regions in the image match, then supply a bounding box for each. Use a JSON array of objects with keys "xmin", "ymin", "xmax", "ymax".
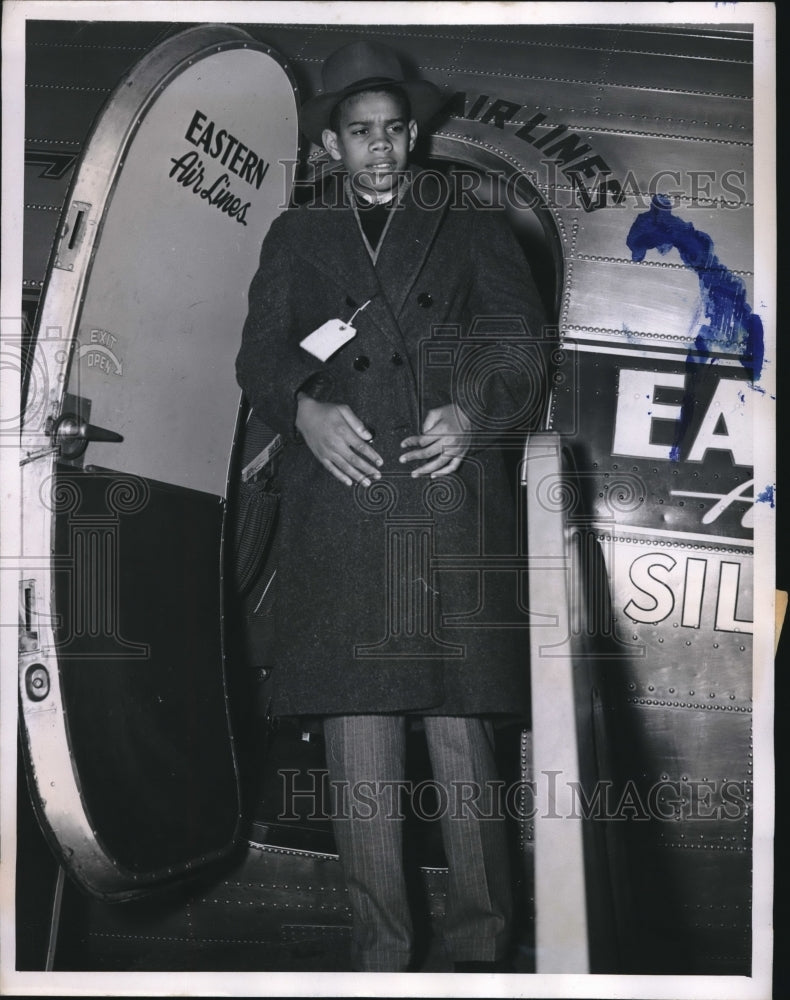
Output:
[{"xmin": 444, "ymin": 92, "xmax": 624, "ymax": 210}]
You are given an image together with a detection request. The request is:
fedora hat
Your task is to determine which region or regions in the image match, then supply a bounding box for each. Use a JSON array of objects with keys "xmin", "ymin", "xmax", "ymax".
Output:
[{"xmin": 300, "ymin": 40, "xmax": 443, "ymax": 146}]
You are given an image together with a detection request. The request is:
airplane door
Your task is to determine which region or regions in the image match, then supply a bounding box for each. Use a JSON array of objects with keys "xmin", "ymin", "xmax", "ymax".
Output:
[{"xmin": 18, "ymin": 25, "xmax": 299, "ymax": 900}]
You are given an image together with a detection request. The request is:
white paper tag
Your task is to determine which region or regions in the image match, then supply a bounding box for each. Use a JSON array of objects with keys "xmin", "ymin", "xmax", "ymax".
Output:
[{"xmin": 299, "ymin": 318, "xmax": 356, "ymax": 362}]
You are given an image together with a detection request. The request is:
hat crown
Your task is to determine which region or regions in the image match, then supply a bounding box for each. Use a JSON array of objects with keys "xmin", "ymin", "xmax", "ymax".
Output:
[
  {"xmin": 300, "ymin": 39, "xmax": 442, "ymax": 145},
  {"xmin": 321, "ymin": 40, "xmax": 404, "ymax": 93}
]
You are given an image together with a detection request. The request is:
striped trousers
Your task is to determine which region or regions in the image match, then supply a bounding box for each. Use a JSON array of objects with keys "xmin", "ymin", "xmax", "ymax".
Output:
[{"xmin": 323, "ymin": 714, "xmax": 512, "ymax": 972}]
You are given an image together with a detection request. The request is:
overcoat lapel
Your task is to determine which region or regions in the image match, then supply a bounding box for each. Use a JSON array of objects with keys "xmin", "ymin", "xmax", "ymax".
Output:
[
  {"xmin": 300, "ymin": 176, "xmax": 381, "ymax": 312},
  {"xmin": 295, "ymin": 174, "xmax": 398, "ymax": 352},
  {"xmin": 300, "ymin": 171, "xmax": 448, "ymax": 354},
  {"xmin": 373, "ymin": 170, "xmax": 449, "ymax": 320}
]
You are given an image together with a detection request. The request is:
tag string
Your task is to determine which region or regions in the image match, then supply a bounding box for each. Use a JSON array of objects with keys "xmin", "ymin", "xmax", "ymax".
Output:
[{"xmin": 348, "ymin": 299, "xmax": 371, "ymax": 325}]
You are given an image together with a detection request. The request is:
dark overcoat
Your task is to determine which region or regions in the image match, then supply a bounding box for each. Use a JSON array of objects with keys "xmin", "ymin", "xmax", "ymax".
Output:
[{"xmin": 236, "ymin": 168, "xmax": 547, "ymax": 717}]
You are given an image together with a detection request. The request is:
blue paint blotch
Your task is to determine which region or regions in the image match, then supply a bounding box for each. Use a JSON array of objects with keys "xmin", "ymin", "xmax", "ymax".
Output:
[
  {"xmin": 627, "ymin": 196, "xmax": 764, "ymax": 461},
  {"xmin": 756, "ymin": 484, "xmax": 775, "ymax": 507},
  {"xmin": 628, "ymin": 196, "xmax": 763, "ymax": 379}
]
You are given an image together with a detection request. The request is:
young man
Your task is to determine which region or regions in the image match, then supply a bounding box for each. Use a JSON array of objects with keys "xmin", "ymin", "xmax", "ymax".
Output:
[{"xmin": 236, "ymin": 40, "xmax": 547, "ymax": 972}]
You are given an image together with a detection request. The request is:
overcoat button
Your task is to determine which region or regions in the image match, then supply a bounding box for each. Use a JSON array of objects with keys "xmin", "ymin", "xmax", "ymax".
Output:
[
  {"xmin": 417, "ymin": 292, "xmax": 433, "ymax": 308},
  {"xmin": 391, "ymin": 352, "xmax": 403, "ymax": 366},
  {"xmin": 353, "ymin": 355, "xmax": 370, "ymax": 371}
]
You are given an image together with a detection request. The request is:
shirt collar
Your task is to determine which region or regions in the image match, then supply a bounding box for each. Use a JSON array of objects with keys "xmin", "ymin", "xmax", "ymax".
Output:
[{"xmin": 349, "ymin": 172, "xmax": 410, "ymax": 207}]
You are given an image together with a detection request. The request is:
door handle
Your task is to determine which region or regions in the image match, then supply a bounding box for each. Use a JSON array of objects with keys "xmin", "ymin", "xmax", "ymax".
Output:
[{"xmin": 54, "ymin": 413, "xmax": 123, "ymax": 460}]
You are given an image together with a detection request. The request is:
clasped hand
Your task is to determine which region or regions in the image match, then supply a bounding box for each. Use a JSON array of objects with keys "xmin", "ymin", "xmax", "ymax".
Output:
[
  {"xmin": 295, "ymin": 396, "xmax": 471, "ymax": 487},
  {"xmin": 399, "ymin": 403, "xmax": 472, "ymax": 477}
]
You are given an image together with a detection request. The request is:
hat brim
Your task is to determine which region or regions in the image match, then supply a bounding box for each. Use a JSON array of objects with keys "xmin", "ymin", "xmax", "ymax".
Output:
[{"xmin": 300, "ymin": 79, "xmax": 444, "ymax": 147}]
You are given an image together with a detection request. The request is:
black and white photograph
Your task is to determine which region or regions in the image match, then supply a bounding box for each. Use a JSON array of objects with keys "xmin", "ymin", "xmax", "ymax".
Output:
[{"xmin": 0, "ymin": 2, "xmax": 776, "ymax": 996}]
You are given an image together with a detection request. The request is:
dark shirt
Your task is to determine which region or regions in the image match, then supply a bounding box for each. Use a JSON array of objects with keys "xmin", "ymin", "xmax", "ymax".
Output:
[{"xmin": 354, "ymin": 195, "xmax": 395, "ymax": 251}]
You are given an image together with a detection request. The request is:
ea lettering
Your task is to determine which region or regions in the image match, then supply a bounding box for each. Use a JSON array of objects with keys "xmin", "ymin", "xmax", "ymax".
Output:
[{"xmin": 613, "ymin": 369, "xmax": 750, "ymax": 466}]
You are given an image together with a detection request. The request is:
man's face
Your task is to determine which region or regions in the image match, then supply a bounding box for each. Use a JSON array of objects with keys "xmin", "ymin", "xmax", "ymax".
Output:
[{"xmin": 322, "ymin": 91, "xmax": 417, "ymax": 197}]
